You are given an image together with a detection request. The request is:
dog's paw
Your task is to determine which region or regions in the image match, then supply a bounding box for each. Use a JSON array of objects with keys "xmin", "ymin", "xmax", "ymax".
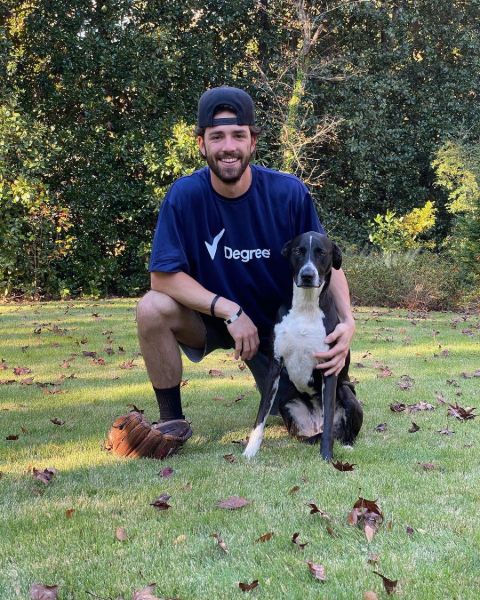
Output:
[{"xmin": 242, "ymin": 445, "xmax": 258, "ymax": 459}]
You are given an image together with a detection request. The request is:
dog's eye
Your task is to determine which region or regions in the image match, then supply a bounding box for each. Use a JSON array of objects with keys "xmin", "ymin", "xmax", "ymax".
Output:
[
  {"xmin": 314, "ymin": 248, "xmax": 326, "ymax": 257},
  {"xmin": 292, "ymin": 247, "xmax": 306, "ymax": 256}
]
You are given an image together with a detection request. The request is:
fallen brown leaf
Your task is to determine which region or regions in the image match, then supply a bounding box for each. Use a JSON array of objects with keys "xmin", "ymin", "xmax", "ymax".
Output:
[
  {"xmin": 289, "ymin": 485, "xmax": 300, "ymax": 494},
  {"xmin": 33, "ymin": 467, "xmax": 57, "ymax": 485},
  {"xmin": 65, "ymin": 508, "xmax": 75, "ymax": 519},
  {"xmin": 308, "ymin": 503, "xmax": 331, "ymax": 519},
  {"xmin": 238, "ymin": 580, "xmax": 259, "ymax": 592},
  {"xmin": 212, "ymin": 532, "xmax": 229, "ymax": 553},
  {"xmin": 50, "ymin": 418, "xmax": 65, "ymax": 426},
  {"xmin": 159, "ymin": 467, "xmax": 174, "ymax": 478},
  {"xmin": 14, "ymin": 367, "xmax": 32, "ymax": 375},
  {"xmin": 348, "ymin": 497, "xmax": 383, "ymax": 542},
  {"xmin": 223, "ymin": 454, "xmax": 236, "ymax": 463},
  {"xmin": 397, "ymin": 375, "xmax": 415, "ymax": 390},
  {"xmin": 306, "ymin": 561, "xmax": 326, "ymax": 582},
  {"xmin": 120, "ymin": 360, "xmax": 136, "ymax": 369},
  {"xmin": 373, "ymin": 571, "xmax": 398, "ymax": 594},
  {"xmin": 364, "ymin": 592, "xmax": 379, "ymax": 600},
  {"xmin": 6, "ymin": 434, "xmax": 19, "ymax": 441},
  {"xmin": 256, "ymin": 532, "xmax": 274, "ymax": 543},
  {"xmin": 332, "ymin": 460, "xmax": 356, "ymax": 471},
  {"xmin": 217, "ymin": 496, "xmax": 250, "ymax": 510},
  {"xmin": 29, "ymin": 583, "xmax": 59, "ymax": 599},
  {"xmin": 406, "ymin": 525, "xmax": 414, "ymax": 535},
  {"xmin": 447, "ymin": 403, "xmax": 476, "ymax": 421},
  {"xmin": 115, "ymin": 527, "xmax": 127, "ymax": 541},
  {"xmin": 408, "ymin": 422, "xmax": 420, "ymax": 433},
  {"xmin": 390, "ymin": 402, "xmax": 406, "ymax": 413},
  {"xmin": 132, "ymin": 583, "xmax": 162, "ymax": 600},
  {"xmin": 437, "ymin": 427, "xmax": 455, "ymax": 436},
  {"xmin": 208, "ymin": 369, "xmax": 224, "ymax": 377},
  {"xmin": 292, "ymin": 532, "xmax": 308, "ymax": 549},
  {"xmin": 150, "ymin": 494, "xmax": 171, "ymax": 511}
]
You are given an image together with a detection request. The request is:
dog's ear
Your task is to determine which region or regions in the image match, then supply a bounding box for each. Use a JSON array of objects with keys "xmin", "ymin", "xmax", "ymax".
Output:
[
  {"xmin": 281, "ymin": 240, "xmax": 292, "ymax": 258},
  {"xmin": 332, "ymin": 243, "xmax": 342, "ymax": 270}
]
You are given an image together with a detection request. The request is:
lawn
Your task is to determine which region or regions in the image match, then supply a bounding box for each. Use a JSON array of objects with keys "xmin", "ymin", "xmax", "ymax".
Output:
[{"xmin": 0, "ymin": 300, "xmax": 479, "ymax": 600}]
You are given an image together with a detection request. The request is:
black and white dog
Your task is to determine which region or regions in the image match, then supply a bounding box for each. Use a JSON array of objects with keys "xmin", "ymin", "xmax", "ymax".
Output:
[{"xmin": 243, "ymin": 231, "xmax": 363, "ymax": 461}]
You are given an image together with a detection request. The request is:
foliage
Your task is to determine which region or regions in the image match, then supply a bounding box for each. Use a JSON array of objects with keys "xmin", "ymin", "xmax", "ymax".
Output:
[
  {"xmin": 432, "ymin": 141, "xmax": 480, "ymax": 287},
  {"xmin": 343, "ymin": 250, "xmax": 464, "ymax": 310},
  {"xmin": 368, "ymin": 201, "xmax": 436, "ymax": 253},
  {"xmin": 0, "ymin": 102, "xmax": 74, "ymax": 297},
  {"xmin": 1, "ymin": 1, "xmax": 480, "ymax": 298}
]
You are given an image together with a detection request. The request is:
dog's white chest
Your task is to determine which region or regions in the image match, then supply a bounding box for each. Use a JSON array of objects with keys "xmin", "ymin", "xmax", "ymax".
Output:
[{"xmin": 274, "ymin": 308, "xmax": 329, "ymax": 393}]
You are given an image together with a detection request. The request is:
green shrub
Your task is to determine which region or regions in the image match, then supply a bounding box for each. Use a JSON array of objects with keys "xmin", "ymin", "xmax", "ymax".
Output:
[{"xmin": 343, "ymin": 251, "xmax": 464, "ymax": 310}]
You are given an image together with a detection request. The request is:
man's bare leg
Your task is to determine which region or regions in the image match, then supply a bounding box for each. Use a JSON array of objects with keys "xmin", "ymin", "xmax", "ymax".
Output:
[{"xmin": 136, "ymin": 290, "xmax": 206, "ymax": 420}]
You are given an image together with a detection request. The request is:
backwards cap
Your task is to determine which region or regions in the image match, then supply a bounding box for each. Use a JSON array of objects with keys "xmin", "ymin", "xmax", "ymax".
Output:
[{"xmin": 197, "ymin": 86, "xmax": 255, "ymax": 128}]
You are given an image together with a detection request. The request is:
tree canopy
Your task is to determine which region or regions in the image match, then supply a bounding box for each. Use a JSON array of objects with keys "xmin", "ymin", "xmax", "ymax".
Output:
[{"xmin": 1, "ymin": 0, "xmax": 479, "ymax": 297}]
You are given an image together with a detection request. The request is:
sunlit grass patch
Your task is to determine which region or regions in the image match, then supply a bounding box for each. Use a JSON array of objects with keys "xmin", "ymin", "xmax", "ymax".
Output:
[{"xmin": 0, "ymin": 301, "xmax": 479, "ymax": 599}]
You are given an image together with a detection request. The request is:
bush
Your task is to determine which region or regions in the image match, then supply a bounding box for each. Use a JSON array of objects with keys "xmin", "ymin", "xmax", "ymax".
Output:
[{"xmin": 343, "ymin": 251, "xmax": 464, "ymax": 310}]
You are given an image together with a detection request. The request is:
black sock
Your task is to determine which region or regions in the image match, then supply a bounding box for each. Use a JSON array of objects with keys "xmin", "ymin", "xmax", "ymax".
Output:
[{"xmin": 153, "ymin": 384, "xmax": 183, "ymax": 421}]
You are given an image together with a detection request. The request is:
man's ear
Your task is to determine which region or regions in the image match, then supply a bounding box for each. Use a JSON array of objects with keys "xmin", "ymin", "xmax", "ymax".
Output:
[
  {"xmin": 197, "ymin": 136, "xmax": 206, "ymax": 157},
  {"xmin": 281, "ymin": 239, "xmax": 292, "ymax": 258},
  {"xmin": 332, "ymin": 243, "xmax": 342, "ymax": 270}
]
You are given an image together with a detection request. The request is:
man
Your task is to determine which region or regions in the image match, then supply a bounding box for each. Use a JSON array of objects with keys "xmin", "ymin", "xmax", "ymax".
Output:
[{"xmin": 136, "ymin": 86, "xmax": 355, "ymax": 450}]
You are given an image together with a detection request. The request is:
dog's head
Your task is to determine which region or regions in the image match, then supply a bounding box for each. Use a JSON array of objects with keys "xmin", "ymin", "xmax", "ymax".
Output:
[{"xmin": 281, "ymin": 231, "xmax": 342, "ymax": 288}]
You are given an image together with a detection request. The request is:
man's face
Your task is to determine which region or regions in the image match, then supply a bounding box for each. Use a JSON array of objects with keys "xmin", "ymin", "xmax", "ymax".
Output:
[{"xmin": 198, "ymin": 110, "xmax": 256, "ymax": 185}]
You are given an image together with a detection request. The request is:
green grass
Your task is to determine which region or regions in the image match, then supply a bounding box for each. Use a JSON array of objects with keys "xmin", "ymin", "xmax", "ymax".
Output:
[{"xmin": 1, "ymin": 300, "xmax": 479, "ymax": 599}]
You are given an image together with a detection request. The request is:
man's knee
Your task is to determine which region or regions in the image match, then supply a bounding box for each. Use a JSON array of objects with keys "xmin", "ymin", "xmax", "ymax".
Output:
[{"xmin": 137, "ymin": 290, "xmax": 179, "ymax": 333}]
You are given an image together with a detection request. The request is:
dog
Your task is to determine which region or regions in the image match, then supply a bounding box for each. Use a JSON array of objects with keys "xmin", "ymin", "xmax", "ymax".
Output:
[{"xmin": 243, "ymin": 231, "xmax": 363, "ymax": 461}]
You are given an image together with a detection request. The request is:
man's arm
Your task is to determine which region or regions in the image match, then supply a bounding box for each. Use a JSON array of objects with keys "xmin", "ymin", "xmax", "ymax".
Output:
[
  {"xmin": 313, "ymin": 268, "xmax": 355, "ymax": 376},
  {"xmin": 151, "ymin": 271, "xmax": 260, "ymax": 360}
]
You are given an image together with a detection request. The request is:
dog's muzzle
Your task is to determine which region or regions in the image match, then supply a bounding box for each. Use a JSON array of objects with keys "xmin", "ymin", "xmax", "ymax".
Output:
[{"xmin": 297, "ymin": 264, "xmax": 320, "ymax": 287}]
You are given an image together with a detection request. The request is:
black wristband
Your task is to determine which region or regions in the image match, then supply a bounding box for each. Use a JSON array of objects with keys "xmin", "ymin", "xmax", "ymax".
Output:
[{"xmin": 210, "ymin": 294, "xmax": 221, "ymax": 317}]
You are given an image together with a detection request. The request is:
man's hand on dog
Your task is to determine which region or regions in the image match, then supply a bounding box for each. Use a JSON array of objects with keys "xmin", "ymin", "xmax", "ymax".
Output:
[
  {"xmin": 313, "ymin": 320, "xmax": 355, "ymax": 376},
  {"xmin": 227, "ymin": 312, "xmax": 260, "ymax": 361}
]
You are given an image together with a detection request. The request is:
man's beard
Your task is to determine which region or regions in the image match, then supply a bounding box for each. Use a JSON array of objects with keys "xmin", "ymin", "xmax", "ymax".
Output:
[{"xmin": 205, "ymin": 150, "xmax": 252, "ymax": 184}]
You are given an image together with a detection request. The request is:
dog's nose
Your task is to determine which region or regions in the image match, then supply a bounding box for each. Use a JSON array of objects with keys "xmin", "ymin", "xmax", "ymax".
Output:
[{"xmin": 299, "ymin": 266, "xmax": 317, "ymax": 286}]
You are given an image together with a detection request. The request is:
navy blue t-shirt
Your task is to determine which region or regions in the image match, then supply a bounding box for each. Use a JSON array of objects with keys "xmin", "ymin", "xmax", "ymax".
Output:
[{"xmin": 149, "ymin": 164, "xmax": 324, "ymax": 342}]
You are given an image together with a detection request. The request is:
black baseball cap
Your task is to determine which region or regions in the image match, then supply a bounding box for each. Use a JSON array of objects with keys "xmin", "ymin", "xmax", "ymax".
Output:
[{"xmin": 197, "ymin": 86, "xmax": 255, "ymax": 128}]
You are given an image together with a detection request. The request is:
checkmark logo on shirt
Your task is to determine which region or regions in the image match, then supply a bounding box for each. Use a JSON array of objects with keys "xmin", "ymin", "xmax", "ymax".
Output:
[{"xmin": 205, "ymin": 228, "xmax": 225, "ymax": 260}]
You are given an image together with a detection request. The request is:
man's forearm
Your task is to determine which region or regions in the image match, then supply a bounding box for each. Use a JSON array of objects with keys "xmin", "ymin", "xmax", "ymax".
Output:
[
  {"xmin": 330, "ymin": 268, "xmax": 355, "ymax": 327},
  {"xmin": 150, "ymin": 271, "xmax": 239, "ymax": 320}
]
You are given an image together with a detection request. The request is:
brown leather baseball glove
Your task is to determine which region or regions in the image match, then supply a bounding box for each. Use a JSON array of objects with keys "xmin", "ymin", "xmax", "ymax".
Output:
[{"xmin": 105, "ymin": 410, "xmax": 192, "ymax": 459}]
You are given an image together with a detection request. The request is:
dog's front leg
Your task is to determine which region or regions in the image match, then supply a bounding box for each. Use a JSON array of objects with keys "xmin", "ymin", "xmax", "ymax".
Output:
[
  {"xmin": 320, "ymin": 375, "xmax": 337, "ymax": 461},
  {"xmin": 243, "ymin": 359, "xmax": 283, "ymax": 459}
]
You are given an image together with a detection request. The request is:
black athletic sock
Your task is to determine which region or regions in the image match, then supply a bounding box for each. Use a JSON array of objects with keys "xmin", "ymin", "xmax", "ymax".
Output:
[{"xmin": 153, "ymin": 384, "xmax": 184, "ymax": 421}]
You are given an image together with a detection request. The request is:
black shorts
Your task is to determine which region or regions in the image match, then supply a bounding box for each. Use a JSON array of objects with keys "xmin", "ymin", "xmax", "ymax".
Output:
[{"xmin": 179, "ymin": 313, "xmax": 274, "ymax": 397}]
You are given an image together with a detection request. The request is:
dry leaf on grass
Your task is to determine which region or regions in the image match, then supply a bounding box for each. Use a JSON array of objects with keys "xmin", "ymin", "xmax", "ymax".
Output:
[
  {"xmin": 308, "ymin": 503, "xmax": 331, "ymax": 519},
  {"xmin": 292, "ymin": 532, "xmax": 308, "ymax": 549},
  {"xmin": 306, "ymin": 561, "xmax": 326, "ymax": 582},
  {"xmin": 256, "ymin": 532, "xmax": 274, "ymax": 543},
  {"xmin": 332, "ymin": 460, "xmax": 356, "ymax": 471},
  {"xmin": 33, "ymin": 467, "xmax": 57, "ymax": 485},
  {"xmin": 348, "ymin": 497, "xmax": 383, "ymax": 542},
  {"xmin": 217, "ymin": 496, "xmax": 250, "ymax": 510},
  {"xmin": 364, "ymin": 592, "xmax": 379, "ymax": 600},
  {"xmin": 29, "ymin": 583, "xmax": 59, "ymax": 599},
  {"xmin": 65, "ymin": 508, "xmax": 75, "ymax": 519},
  {"xmin": 238, "ymin": 580, "xmax": 259, "ymax": 592},
  {"xmin": 208, "ymin": 369, "xmax": 224, "ymax": 377},
  {"xmin": 373, "ymin": 571, "xmax": 398, "ymax": 594},
  {"xmin": 158, "ymin": 467, "xmax": 174, "ymax": 478},
  {"xmin": 211, "ymin": 532, "xmax": 229, "ymax": 553},
  {"xmin": 132, "ymin": 583, "xmax": 163, "ymax": 600},
  {"xmin": 150, "ymin": 494, "xmax": 171, "ymax": 511},
  {"xmin": 115, "ymin": 527, "xmax": 127, "ymax": 541},
  {"xmin": 223, "ymin": 454, "xmax": 236, "ymax": 463},
  {"xmin": 447, "ymin": 403, "xmax": 476, "ymax": 420}
]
